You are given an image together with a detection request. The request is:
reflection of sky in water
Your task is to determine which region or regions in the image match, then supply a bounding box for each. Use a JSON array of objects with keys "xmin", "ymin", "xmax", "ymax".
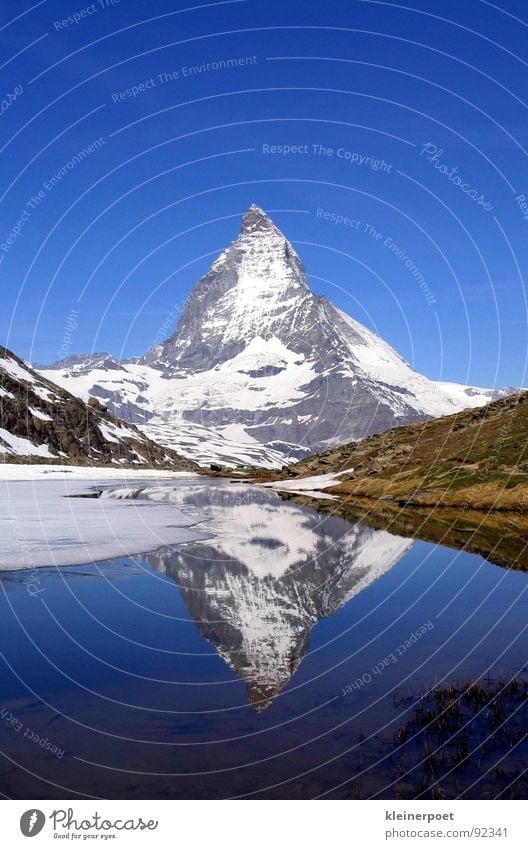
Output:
[{"xmin": 0, "ymin": 483, "xmax": 527, "ymax": 799}]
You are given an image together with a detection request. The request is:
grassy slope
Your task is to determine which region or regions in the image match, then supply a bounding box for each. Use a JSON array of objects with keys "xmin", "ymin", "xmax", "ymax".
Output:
[{"xmin": 259, "ymin": 391, "xmax": 528, "ymax": 512}]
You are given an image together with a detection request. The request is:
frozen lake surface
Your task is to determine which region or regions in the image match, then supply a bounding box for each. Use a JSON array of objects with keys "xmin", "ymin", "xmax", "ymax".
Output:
[{"xmin": 0, "ymin": 473, "xmax": 207, "ymax": 568}]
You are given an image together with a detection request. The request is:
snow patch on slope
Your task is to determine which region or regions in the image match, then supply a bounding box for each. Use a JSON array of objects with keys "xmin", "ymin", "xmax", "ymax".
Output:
[
  {"xmin": 141, "ymin": 421, "xmax": 293, "ymax": 469},
  {"xmin": 0, "ymin": 428, "xmax": 56, "ymax": 458},
  {"xmin": 334, "ymin": 308, "xmax": 495, "ymax": 418},
  {"xmin": 0, "ymin": 356, "xmax": 36, "ymax": 384},
  {"xmin": 28, "ymin": 406, "xmax": 52, "ymax": 421},
  {"xmin": 259, "ymin": 468, "xmax": 354, "ymax": 494}
]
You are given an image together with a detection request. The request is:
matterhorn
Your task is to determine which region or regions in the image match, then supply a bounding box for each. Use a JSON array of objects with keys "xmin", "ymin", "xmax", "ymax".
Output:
[{"xmin": 41, "ymin": 205, "xmax": 509, "ymax": 468}]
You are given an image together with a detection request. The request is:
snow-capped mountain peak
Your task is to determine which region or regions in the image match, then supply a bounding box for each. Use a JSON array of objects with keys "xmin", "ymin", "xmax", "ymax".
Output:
[
  {"xmin": 38, "ymin": 205, "xmax": 515, "ymax": 468},
  {"xmin": 241, "ymin": 202, "xmax": 285, "ymax": 235},
  {"xmin": 155, "ymin": 204, "xmax": 309, "ymax": 372}
]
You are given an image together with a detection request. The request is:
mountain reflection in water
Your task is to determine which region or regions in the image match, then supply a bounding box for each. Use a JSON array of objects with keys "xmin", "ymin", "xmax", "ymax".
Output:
[
  {"xmin": 113, "ymin": 483, "xmax": 414, "ymax": 711},
  {"xmin": 2, "ymin": 480, "xmax": 528, "ymax": 799}
]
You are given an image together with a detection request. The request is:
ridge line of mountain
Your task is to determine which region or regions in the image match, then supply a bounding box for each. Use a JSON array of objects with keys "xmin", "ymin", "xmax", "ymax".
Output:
[{"xmin": 35, "ymin": 205, "xmax": 518, "ymax": 470}]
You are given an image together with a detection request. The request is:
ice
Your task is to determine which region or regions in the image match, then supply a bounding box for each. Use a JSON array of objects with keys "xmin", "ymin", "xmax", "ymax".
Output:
[
  {"xmin": 0, "ymin": 464, "xmax": 199, "ymax": 481},
  {"xmin": 0, "ymin": 476, "xmax": 206, "ymax": 570}
]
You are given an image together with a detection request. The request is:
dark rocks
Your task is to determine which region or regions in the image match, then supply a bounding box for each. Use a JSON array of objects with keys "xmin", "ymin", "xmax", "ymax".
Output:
[{"xmin": 0, "ymin": 347, "xmax": 193, "ymax": 468}]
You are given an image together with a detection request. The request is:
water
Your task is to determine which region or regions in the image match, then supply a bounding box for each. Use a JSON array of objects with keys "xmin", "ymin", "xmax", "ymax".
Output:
[{"xmin": 0, "ymin": 481, "xmax": 526, "ymax": 799}]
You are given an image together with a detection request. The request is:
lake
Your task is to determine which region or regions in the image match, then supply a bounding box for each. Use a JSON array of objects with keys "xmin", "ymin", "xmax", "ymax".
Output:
[{"xmin": 0, "ymin": 480, "xmax": 526, "ymax": 799}]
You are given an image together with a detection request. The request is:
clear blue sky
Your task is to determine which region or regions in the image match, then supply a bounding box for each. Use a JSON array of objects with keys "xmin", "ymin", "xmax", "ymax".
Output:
[{"xmin": 1, "ymin": 0, "xmax": 527, "ymax": 389}]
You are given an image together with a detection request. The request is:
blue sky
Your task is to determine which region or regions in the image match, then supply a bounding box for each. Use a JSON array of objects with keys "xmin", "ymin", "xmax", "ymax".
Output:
[{"xmin": 1, "ymin": 0, "xmax": 527, "ymax": 388}]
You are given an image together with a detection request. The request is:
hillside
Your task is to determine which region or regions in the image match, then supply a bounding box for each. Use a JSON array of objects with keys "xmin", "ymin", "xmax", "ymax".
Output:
[
  {"xmin": 0, "ymin": 347, "xmax": 194, "ymax": 469},
  {"xmin": 258, "ymin": 391, "xmax": 528, "ymax": 512}
]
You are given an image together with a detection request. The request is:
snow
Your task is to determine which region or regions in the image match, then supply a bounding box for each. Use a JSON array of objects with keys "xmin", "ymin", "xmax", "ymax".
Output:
[
  {"xmin": 98, "ymin": 420, "xmax": 143, "ymax": 444},
  {"xmin": 141, "ymin": 421, "xmax": 294, "ymax": 469},
  {"xmin": 28, "ymin": 406, "xmax": 52, "ymax": 421},
  {"xmin": 0, "ymin": 428, "xmax": 56, "ymax": 458},
  {"xmin": 127, "ymin": 337, "xmax": 317, "ymax": 415},
  {"xmin": 216, "ymin": 423, "xmax": 260, "ymax": 444},
  {"xmin": 436, "ymin": 380, "xmax": 507, "ymax": 408},
  {"xmin": 31, "ymin": 384, "xmax": 59, "ymax": 403},
  {"xmin": 36, "ymin": 212, "xmax": 320, "ymax": 469},
  {"xmin": 0, "ymin": 387, "xmax": 14, "ymax": 399},
  {"xmin": 0, "ymin": 354, "xmax": 60, "ymax": 408},
  {"xmin": 259, "ymin": 468, "xmax": 354, "ymax": 494},
  {"xmin": 286, "ymin": 489, "xmax": 338, "ymax": 500},
  {"xmin": 42, "ymin": 341, "xmax": 315, "ymax": 468},
  {"xmin": 41, "ymin": 332, "xmax": 507, "ymax": 467},
  {"xmin": 0, "ymin": 464, "xmax": 199, "ymax": 481},
  {"xmin": 42, "ymin": 363, "xmax": 149, "ymax": 414},
  {"xmin": 335, "ymin": 308, "xmax": 504, "ymax": 418},
  {"xmin": 0, "ymin": 476, "xmax": 206, "ymax": 569},
  {"xmin": 98, "ymin": 422, "xmax": 120, "ymax": 443},
  {"xmin": 0, "ymin": 355, "xmax": 36, "ymax": 384},
  {"xmin": 36, "ymin": 209, "xmax": 513, "ymax": 468}
]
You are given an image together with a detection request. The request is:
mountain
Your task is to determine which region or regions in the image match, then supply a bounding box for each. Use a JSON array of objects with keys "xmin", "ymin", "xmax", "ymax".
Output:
[
  {"xmin": 35, "ymin": 352, "xmax": 119, "ymax": 371},
  {"xmin": 262, "ymin": 390, "xmax": 528, "ymax": 512},
  {"xmin": 39, "ymin": 205, "xmax": 513, "ymax": 468},
  {"xmin": 109, "ymin": 482, "xmax": 414, "ymax": 710},
  {"xmin": 0, "ymin": 347, "xmax": 193, "ymax": 468}
]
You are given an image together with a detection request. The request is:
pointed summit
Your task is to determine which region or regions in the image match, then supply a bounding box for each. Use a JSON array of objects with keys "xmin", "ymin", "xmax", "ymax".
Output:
[
  {"xmin": 45, "ymin": 203, "xmax": 507, "ymax": 466},
  {"xmin": 240, "ymin": 203, "xmax": 283, "ymax": 237},
  {"xmin": 140, "ymin": 203, "xmax": 309, "ymax": 370}
]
